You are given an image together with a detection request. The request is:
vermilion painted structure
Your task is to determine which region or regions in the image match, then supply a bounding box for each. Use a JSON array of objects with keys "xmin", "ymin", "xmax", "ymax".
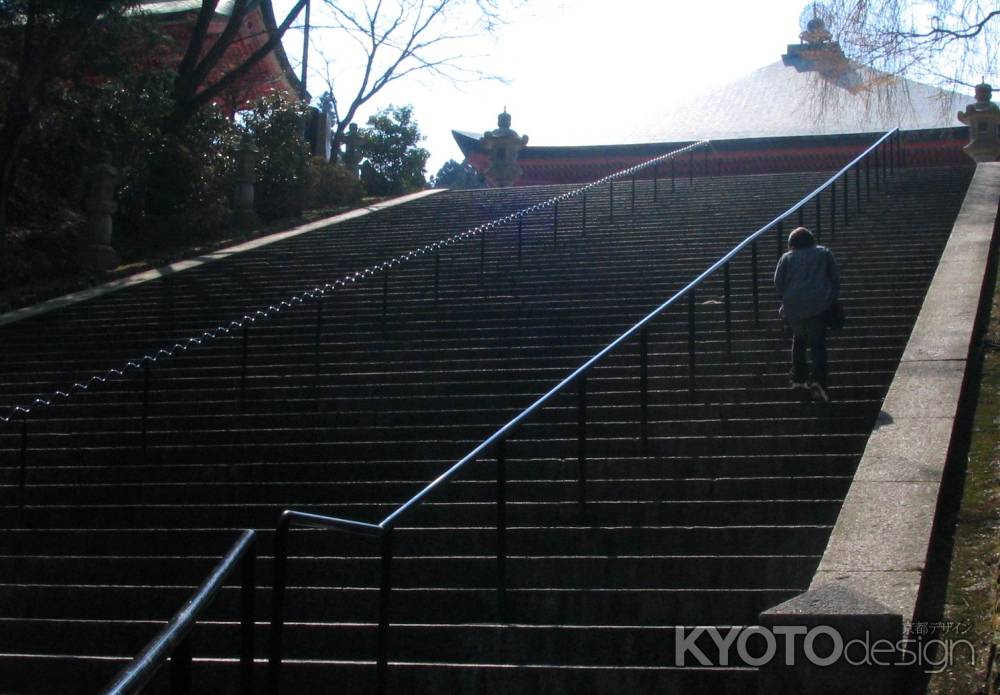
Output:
[
  {"xmin": 139, "ymin": 0, "xmax": 303, "ymax": 114},
  {"xmin": 453, "ymin": 29, "xmax": 973, "ymax": 186}
]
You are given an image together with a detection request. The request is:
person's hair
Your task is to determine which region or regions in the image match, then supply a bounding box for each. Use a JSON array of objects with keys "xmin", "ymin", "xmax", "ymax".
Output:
[{"xmin": 788, "ymin": 226, "xmax": 816, "ymax": 249}]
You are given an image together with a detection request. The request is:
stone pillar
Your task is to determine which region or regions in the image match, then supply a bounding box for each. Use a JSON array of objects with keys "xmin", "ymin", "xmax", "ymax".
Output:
[
  {"xmin": 307, "ymin": 105, "xmax": 332, "ymax": 162},
  {"xmin": 343, "ymin": 123, "xmax": 361, "ymax": 174},
  {"xmin": 758, "ymin": 584, "xmax": 906, "ymax": 694},
  {"xmin": 233, "ymin": 136, "xmax": 259, "ymax": 230},
  {"xmin": 957, "ymin": 82, "xmax": 1000, "ymax": 162},
  {"xmin": 82, "ymin": 150, "xmax": 121, "ymax": 271},
  {"xmin": 479, "ymin": 110, "xmax": 529, "ymax": 187}
]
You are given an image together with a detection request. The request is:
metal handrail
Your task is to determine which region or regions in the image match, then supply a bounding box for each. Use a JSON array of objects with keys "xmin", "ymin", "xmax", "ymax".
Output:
[
  {"xmin": 5, "ymin": 139, "xmax": 710, "ymax": 528},
  {"xmin": 101, "ymin": 529, "xmax": 257, "ymax": 695},
  {"xmin": 267, "ymin": 128, "xmax": 903, "ymax": 695},
  {"xmin": 0, "ymin": 139, "xmax": 708, "ymax": 427}
]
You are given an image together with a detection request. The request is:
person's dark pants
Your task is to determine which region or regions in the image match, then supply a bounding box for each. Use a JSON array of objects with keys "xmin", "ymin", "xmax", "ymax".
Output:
[{"xmin": 789, "ymin": 314, "xmax": 827, "ymax": 386}]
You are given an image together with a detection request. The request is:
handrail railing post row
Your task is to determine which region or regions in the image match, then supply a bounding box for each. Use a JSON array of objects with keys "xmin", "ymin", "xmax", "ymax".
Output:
[
  {"xmin": 239, "ymin": 534, "xmax": 257, "ymax": 695},
  {"xmin": 577, "ymin": 375, "xmax": 587, "ymax": 505},
  {"xmin": 687, "ymin": 291, "xmax": 696, "ymax": 395},
  {"xmin": 751, "ymin": 239, "xmax": 760, "ymax": 324},
  {"xmin": 639, "ymin": 327, "xmax": 649, "ymax": 453},
  {"xmin": 496, "ymin": 439, "xmax": 507, "ymax": 620},
  {"xmin": 723, "ymin": 261, "xmax": 732, "ymax": 356},
  {"xmin": 169, "ymin": 633, "xmax": 193, "ymax": 695},
  {"xmin": 376, "ymin": 529, "xmax": 394, "ymax": 695}
]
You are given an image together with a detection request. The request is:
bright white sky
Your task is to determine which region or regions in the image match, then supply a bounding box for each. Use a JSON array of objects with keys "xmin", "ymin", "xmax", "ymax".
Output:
[{"xmin": 275, "ymin": 0, "xmax": 838, "ymax": 176}]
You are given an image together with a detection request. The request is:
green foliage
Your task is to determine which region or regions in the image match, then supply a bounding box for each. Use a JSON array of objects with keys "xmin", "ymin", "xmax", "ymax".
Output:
[
  {"xmin": 357, "ymin": 105, "xmax": 429, "ymax": 196},
  {"xmin": 431, "ymin": 159, "xmax": 486, "ymax": 189},
  {"xmin": 239, "ymin": 92, "xmax": 309, "ymax": 221},
  {"xmin": 303, "ymin": 157, "xmax": 364, "ymax": 210}
]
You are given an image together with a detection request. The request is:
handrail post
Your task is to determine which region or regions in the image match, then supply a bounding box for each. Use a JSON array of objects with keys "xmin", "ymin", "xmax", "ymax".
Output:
[
  {"xmin": 434, "ymin": 250, "xmax": 441, "ymax": 303},
  {"xmin": 553, "ymin": 202, "xmax": 559, "ymax": 248},
  {"xmin": 751, "ymin": 239, "xmax": 760, "ymax": 324},
  {"xmin": 313, "ymin": 299, "xmax": 324, "ymax": 396},
  {"xmin": 480, "ymin": 228, "xmax": 486, "ymax": 282},
  {"xmin": 577, "ymin": 376, "xmax": 587, "ymax": 505},
  {"xmin": 688, "ymin": 150, "xmax": 693, "ymax": 184},
  {"xmin": 867, "ymin": 153, "xmax": 873, "ymax": 200},
  {"xmin": 581, "ymin": 193, "xmax": 587, "ymax": 236},
  {"xmin": 18, "ymin": 413, "xmax": 28, "ymax": 528},
  {"xmin": 703, "ymin": 146, "xmax": 708, "ymax": 178},
  {"xmin": 517, "ymin": 217, "xmax": 523, "ymax": 266},
  {"xmin": 815, "ymin": 190, "xmax": 822, "ymax": 241},
  {"xmin": 723, "ymin": 261, "xmax": 732, "ymax": 356},
  {"xmin": 671, "ymin": 158, "xmax": 676, "ymax": 194},
  {"xmin": 776, "ymin": 220, "xmax": 784, "ymax": 262},
  {"xmin": 874, "ymin": 146, "xmax": 881, "ymax": 193},
  {"xmin": 630, "ymin": 173, "xmax": 636, "ymax": 213},
  {"xmin": 609, "ymin": 179, "xmax": 614, "ymax": 223},
  {"xmin": 239, "ymin": 535, "xmax": 257, "ymax": 695},
  {"xmin": 797, "ymin": 206, "xmax": 804, "ymax": 228},
  {"xmin": 266, "ymin": 517, "xmax": 290, "ymax": 695},
  {"xmin": 855, "ymin": 162, "xmax": 862, "ymax": 211},
  {"xmin": 640, "ymin": 327, "xmax": 649, "ymax": 453},
  {"xmin": 496, "ymin": 439, "xmax": 507, "ymax": 620},
  {"xmin": 141, "ymin": 361, "xmax": 152, "ymax": 458},
  {"xmin": 170, "ymin": 633, "xmax": 193, "ymax": 695},
  {"xmin": 376, "ymin": 530, "xmax": 394, "ymax": 695},
  {"xmin": 382, "ymin": 266, "xmax": 390, "ymax": 316},
  {"xmin": 239, "ymin": 323, "xmax": 250, "ymax": 412},
  {"xmin": 831, "ymin": 179, "xmax": 837, "ymax": 241},
  {"xmin": 688, "ymin": 292, "xmax": 696, "ymax": 396},
  {"xmin": 843, "ymin": 169, "xmax": 850, "ymax": 226},
  {"xmin": 653, "ymin": 164, "xmax": 659, "ymax": 201}
]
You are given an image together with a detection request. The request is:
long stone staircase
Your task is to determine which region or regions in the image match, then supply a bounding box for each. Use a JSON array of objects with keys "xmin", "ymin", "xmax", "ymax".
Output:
[{"xmin": 0, "ymin": 162, "xmax": 975, "ymax": 694}]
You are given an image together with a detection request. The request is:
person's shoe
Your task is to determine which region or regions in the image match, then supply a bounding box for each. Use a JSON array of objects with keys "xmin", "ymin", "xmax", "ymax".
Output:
[
  {"xmin": 790, "ymin": 381, "xmax": 809, "ymax": 390},
  {"xmin": 809, "ymin": 382, "xmax": 831, "ymax": 402}
]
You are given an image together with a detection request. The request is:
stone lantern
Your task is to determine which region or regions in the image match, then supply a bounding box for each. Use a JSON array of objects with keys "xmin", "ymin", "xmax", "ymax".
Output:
[
  {"xmin": 957, "ymin": 82, "xmax": 1000, "ymax": 162},
  {"xmin": 480, "ymin": 110, "xmax": 529, "ymax": 188},
  {"xmin": 83, "ymin": 149, "xmax": 121, "ymax": 271},
  {"xmin": 233, "ymin": 135, "xmax": 259, "ymax": 230}
]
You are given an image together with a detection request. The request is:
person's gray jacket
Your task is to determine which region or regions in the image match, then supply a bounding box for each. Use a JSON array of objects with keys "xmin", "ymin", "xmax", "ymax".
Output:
[{"xmin": 774, "ymin": 245, "xmax": 840, "ymax": 322}]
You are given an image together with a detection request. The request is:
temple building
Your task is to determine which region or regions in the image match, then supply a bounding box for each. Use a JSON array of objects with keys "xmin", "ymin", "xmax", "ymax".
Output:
[
  {"xmin": 453, "ymin": 16, "xmax": 975, "ymax": 186},
  {"xmin": 137, "ymin": 0, "xmax": 304, "ymax": 115}
]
